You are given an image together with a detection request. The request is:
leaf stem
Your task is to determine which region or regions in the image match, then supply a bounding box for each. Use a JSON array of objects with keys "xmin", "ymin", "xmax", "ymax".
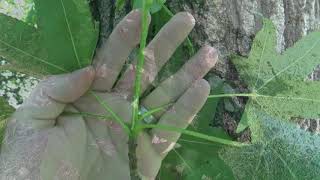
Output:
[
  {"xmin": 90, "ymin": 91, "xmax": 131, "ymax": 135},
  {"xmin": 131, "ymin": 1, "xmax": 150, "ymax": 133},
  {"xmin": 63, "ymin": 111, "xmax": 110, "ymax": 119},
  {"xmin": 161, "ymin": 4, "xmax": 174, "ymax": 16},
  {"xmin": 138, "ymin": 103, "xmax": 172, "ymax": 122},
  {"xmin": 208, "ymin": 93, "xmax": 259, "ymax": 99},
  {"xmin": 137, "ymin": 124, "xmax": 246, "ymax": 147}
]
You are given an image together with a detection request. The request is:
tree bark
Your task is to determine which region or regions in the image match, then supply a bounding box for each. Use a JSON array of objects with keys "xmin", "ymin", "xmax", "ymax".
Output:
[{"xmin": 94, "ymin": 0, "xmax": 320, "ymax": 76}]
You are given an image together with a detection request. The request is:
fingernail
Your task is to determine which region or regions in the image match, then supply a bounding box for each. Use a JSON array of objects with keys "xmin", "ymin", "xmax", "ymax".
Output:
[
  {"xmin": 203, "ymin": 45, "xmax": 218, "ymax": 65},
  {"xmin": 177, "ymin": 12, "xmax": 196, "ymax": 26}
]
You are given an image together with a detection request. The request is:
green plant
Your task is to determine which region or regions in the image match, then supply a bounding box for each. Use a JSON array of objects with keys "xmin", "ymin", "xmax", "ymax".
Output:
[
  {"xmin": 230, "ymin": 20, "xmax": 320, "ymax": 132},
  {"xmin": 1, "ymin": 0, "xmax": 320, "ymax": 179},
  {"xmin": 0, "ymin": 0, "xmax": 98, "ymax": 76},
  {"xmin": 132, "ymin": 3, "xmax": 320, "ymax": 179}
]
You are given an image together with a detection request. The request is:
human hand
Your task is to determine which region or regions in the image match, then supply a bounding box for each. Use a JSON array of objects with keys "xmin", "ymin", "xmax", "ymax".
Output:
[{"xmin": 0, "ymin": 10, "xmax": 217, "ymax": 180}]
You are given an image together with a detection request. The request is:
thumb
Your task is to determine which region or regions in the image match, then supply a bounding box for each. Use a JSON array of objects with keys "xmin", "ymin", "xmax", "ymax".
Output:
[{"xmin": 17, "ymin": 67, "xmax": 95, "ymax": 120}]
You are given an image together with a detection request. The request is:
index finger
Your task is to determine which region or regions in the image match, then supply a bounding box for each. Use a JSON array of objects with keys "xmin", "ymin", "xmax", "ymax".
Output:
[{"xmin": 92, "ymin": 10, "xmax": 151, "ymax": 92}]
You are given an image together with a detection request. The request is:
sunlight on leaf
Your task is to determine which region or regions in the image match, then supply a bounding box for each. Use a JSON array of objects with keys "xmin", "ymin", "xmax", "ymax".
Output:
[
  {"xmin": 0, "ymin": 14, "xmax": 52, "ymax": 76},
  {"xmin": 232, "ymin": 19, "xmax": 320, "ymax": 131},
  {"xmin": 220, "ymin": 107, "xmax": 320, "ymax": 179},
  {"xmin": 233, "ymin": 19, "xmax": 320, "ymax": 91}
]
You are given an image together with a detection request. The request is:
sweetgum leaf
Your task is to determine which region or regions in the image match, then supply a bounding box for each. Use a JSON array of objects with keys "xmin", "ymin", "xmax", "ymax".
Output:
[
  {"xmin": 220, "ymin": 107, "xmax": 320, "ymax": 179},
  {"xmin": 0, "ymin": 0, "xmax": 98, "ymax": 76},
  {"xmin": 34, "ymin": 0, "xmax": 98, "ymax": 70},
  {"xmin": 0, "ymin": 14, "xmax": 49, "ymax": 75},
  {"xmin": 233, "ymin": 19, "xmax": 320, "ymax": 90},
  {"xmin": 233, "ymin": 19, "xmax": 320, "ymax": 131},
  {"xmin": 257, "ymin": 80, "xmax": 320, "ymax": 120}
]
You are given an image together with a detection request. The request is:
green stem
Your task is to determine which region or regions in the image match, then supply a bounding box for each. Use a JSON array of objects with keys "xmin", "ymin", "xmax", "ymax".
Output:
[
  {"xmin": 63, "ymin": 111, "xmax": 133, "ymax": 126},
  {"xmin": 63, "ymin": 111, "xmax": 111, "ymax": 120},
  {"xmin": 137, "ymin": 124, "xmax": 246, "ymax": 147},
  {"xmin": 138, "ymin": 103, "xmax": 172, "ymax": 122},
  {"xmin": 161, "ymin": 4, "xmax": 174, "ymax": 16},
  {"xmin": 208, "ymin": 93, "xmax": 259, "ymax": 99},
  {"xmin": 131, "ymin": 1, "xmax": 150, "ymax": 133},
  {"xmin": 90, "ymin": 91, "xmax": 131, "ymax": 135}
]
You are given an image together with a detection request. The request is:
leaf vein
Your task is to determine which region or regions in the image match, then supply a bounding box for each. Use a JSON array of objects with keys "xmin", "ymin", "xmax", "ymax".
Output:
[
  {"xmin": 257, "ymin": 38, "xmax": 320, "ymax": 91},
  {"xmin": 0, "ymin": 38, "xmax": 67, "ymax": 72},
  {"xmin": 59, "ymin": 0, "xmax": 81, "ymax": 68}
]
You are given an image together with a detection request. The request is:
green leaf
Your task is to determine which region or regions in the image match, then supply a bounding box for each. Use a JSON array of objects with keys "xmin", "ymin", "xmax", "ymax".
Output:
[
  {"xmin": 0, "ymin": 14, "xmax": 50, "ymax": 75},
  {"xmin": 0, "ymin": 97, "xmax": 14, "ymax": 145},
  {"xmin": 33, "ymin": 0, "xmax": 99, "ymax": 71},
  {"xmin": 236, "ymin": 107, "xmax": 249, "ymax": 133},
  {"xmin": 257, "ymin": 80, "xmax": 320, "ymax": 120},
  {"xmin": 133, "ymin": 0, "xmax": 166, "ymax": 14},
  {"xmin": 233, "ymin": 19, "xmax": 320, "ymax": 90},
  {"xmin": 233, "ymin": 19, "xmax": 320, "ymax": 131},
  {"xmin": 158, "ymin": 81, "xmax": 235, "ymax": 180},
  {"xmin": 115, "ymin": 0, "xmax": 126, "ymax": 10},
  {"xmin": 220, "ymin": 107, "xmax": 320, "ymax": 179},
  {"xmin": 0, "ymin": 0, "xmax": 98, "ymax": 75}
]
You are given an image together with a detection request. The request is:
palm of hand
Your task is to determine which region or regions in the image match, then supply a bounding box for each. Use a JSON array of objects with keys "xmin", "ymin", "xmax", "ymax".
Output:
[{"xmin": 0, "ymin": 10, "xmax": 217, "ymax": 180}]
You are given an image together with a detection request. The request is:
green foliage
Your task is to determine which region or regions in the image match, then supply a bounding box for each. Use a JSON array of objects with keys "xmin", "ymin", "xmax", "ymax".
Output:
[
  {"xmin": 216, "ymin": 19, "xmax": 320, "ymax": 179},
  {"xmin": 232, "ymin": 19, "xmax": 320, "ymax": 132},
  {"xmin": 220, "ymin": 107, "xmax": 320, "ymax": 179},
  {"xmin": 133, "ymin": 0, "xmax": 166, "ymax": 14},
  {"xmin": 2, "ymin": 1, "xmax": 320, "ymax": 179},
  {"xmin": 115, "ymin": 0, "xmax": 126, "ymax": 10},
  {"xmin": 0, "ymin": 0, "xmax": 98, "ymax": 76}
]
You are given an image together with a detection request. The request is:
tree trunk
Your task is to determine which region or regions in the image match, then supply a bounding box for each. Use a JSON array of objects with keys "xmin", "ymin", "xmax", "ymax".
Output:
[{"xmin": 94, "ymin": 0, "xmax": 320, "ymax": 75}]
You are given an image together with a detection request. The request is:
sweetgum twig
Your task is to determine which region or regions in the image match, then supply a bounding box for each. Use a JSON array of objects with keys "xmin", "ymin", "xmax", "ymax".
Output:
[{"xmin": 131, "ymin": 0, "xmax": 152, "ymax": 134}]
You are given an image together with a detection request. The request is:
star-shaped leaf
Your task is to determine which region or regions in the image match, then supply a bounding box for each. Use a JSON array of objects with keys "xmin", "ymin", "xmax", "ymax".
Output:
[
  {"xmin": 220, "ymin": 107, "xmax": 320, "ymax": 179},
  {"xmin": 232, "ymin": 19, "xmax": 320, "ymax": 132}
]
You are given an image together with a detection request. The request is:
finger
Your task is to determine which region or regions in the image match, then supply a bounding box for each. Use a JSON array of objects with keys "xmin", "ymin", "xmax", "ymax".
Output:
[
  {"xmin": 150, "ymin": 79, "xmax": 210, "ymax": 156},
  {"xmin": 115, "ymin": 12, "xmax": 196, "ymax": 96},
  {"xmin": 136, "ymin": 132, "xmax": 162, "ymax": 180},
  {"xmin": 17, "ymin": 67, "xmax": 95, "ymax": 120},
  {"xmin": 142, "ymin": 46, "xmax": 217, "ymax": 118},
  {"xmin": 92, "ymin": 10, "xmax": 151, "ymax": 92}
]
